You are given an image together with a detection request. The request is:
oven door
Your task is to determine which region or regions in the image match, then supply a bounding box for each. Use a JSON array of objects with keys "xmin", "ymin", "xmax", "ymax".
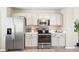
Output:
[{"xmin": 38, "ymin": 35, "xmax": 51, "ymax": 43}]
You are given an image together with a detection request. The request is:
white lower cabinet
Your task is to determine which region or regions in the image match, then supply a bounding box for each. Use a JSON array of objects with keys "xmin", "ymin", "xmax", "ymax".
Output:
[
  {"xmin": 52, "ymin": 33, "xmax": 65, "ymax": 47},
  {"xmin": 25, "ymin": 32, "xmax": 65, "ymax": 48},
  {"xmin": 25, "ymin": 33, "xmax": 38, "ymax": 47},
  {"xmin": 59, "ymin": 34, "xmax": 65, "ymax": 47},
  {"xmin": 52, "ymin": 36, "xmax": 59, "ymax": 47},
  {"xmin": 25, "ymin": 34, "xmax": 32, "ymax": 47},
  {"xmin": 32, "ymin": 34, "xmax": 38, "ymax": 47}
]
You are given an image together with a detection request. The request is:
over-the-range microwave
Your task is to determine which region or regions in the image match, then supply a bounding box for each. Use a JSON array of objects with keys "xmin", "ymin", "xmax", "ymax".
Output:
[{"xmin": 37, "ymin": 18, "xmax": 50, "ymax": 26}]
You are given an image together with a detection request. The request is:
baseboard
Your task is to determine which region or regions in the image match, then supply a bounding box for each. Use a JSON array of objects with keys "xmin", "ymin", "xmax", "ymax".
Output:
[
  {"xmin": 65, "ymin": 47, "xmax": 75, "ymax": 49},
  {"xmin": 0, "ymin": 49, "xmax": 6, "ymax": 52}
]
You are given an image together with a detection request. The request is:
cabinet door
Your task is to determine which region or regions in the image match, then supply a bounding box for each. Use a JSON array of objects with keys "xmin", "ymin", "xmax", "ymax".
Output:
[
  {"xmin": 43, "ymin": 14, "xmax": 50, "ymax": 19},
  {"xmin": 32, "ymin": 34, "xmax": 38, "ymax": 47},
  {"xmin": 50, "ymin": 14, "xmax": 62, "ymax": 26},
  {"xmin": 38, "ymin": 14, "xmax": 50, "ymax": 19},
  {"xmin": 56, "ymin": 14, "xmax": 63, "ymax": 25},
  {"xmin": 25, "ymin": 34, "xmax": 32, "ymax": 47},
  {"xmin": 38, "ymin": 14, "xmax": 44, "ymax": 19},
  {"xmin": 59, "ymin": 34, "xmax": 65, "ymax": 47},
  {"xmin": 52, "ymin": 34, "xmax": 59, "ymax": 47},
  {"xmin": 52, "ymin": 33, "xmax": 65, "ymax": 47},
  {"xmin": 32, "ymin": 14, "xmax": 38, "ymax": 25},
  {"xmin": 26, "ymin": 13, "xmax": 33, "ymax": 25},
  {"xmin": 53, "ymin": 38, "xmax": 59, "ymax": 47},
  {"xmin": 50, "ymin": 14, "xmax": 57, "ymax": 25},
  {"xmin": 7, "ymin": 8, "xmax": 12, "ymax": 16}
]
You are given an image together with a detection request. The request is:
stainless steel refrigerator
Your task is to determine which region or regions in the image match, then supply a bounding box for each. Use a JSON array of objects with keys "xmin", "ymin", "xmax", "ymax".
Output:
[{"xmin": 6, "ymin": 16, "xmax": 25, "ymax": 51}]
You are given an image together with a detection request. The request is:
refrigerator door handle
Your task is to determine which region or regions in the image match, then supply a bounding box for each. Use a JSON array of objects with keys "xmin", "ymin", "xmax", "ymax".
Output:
[{"xmin": 12, "ymin": 33, "xmax": 15, "ymax": 40}]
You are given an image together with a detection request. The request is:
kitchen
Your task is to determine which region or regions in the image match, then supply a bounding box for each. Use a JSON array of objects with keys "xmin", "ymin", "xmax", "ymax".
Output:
[{"xmin": 0, "ymin": 7, "xmax": 79, "ymax": 52}]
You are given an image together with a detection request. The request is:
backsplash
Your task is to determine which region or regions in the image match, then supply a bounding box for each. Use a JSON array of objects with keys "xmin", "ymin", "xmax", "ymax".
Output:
[{"xmin": 25, "ymin": 25, "xmax": 62, "ymax": 32}]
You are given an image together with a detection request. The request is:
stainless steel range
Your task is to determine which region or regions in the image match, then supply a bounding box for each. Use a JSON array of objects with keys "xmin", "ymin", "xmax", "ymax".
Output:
[
  {"xmin": 38, "ymin": 30, "xmax": 51, "ymax": 48},
  {"xmin": 38, "ymin": 19, "xmax": 51, "ymax": 49}
]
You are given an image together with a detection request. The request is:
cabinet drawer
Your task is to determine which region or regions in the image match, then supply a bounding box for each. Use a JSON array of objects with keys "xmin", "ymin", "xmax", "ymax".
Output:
[
  {"xmin": 52, "ymin": 33, "xmax": 64, "ymax": 37},
  {"xmin": 25, "ymin": 36, "xmax": 32, "ymax": 39},
  {"xmin": 25, "ymin": 34, "xmax": 32, "ymax": 37}
]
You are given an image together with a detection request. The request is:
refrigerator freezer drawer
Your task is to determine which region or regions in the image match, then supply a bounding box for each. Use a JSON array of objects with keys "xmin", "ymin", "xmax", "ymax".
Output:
[
  {"xmin": 14, "ymin": 32, "xmax": 24, "ymax": 49},
  {"xmin": 6, "ymin": 35, "xmax": 14, "ymax": 50}
]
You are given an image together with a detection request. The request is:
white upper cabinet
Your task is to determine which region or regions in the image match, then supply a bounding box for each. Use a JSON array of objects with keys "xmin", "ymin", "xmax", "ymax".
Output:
[
  {"xmin": 33, "ymin": 13, "xmax": 63, "ymax": 26},
  {"xmin": 7, "ymin": 8, "xmax": 13, "ymax": 16},
  {"xmin": 50, "ymin": 14, "xmax": 57, "ymax": 25},
  {"xmin": 12, "ymin": 8, "xmax": 63, "ymax": 26},
  {"xmin": 32, "ymin": 14, "xmax": 38, "ymax": 25},
  {"xmin": 26, "ymin": 13, "xmax": 38, "ymax": 25},
  {"xmin": 56, "ymin": 14, "xmax": 63, "ymax": 26},
  {"xmin": 26, "ymin": 13, "xmax": 33, "ymax": 25},
  {"xmin": 26, "ymin": 13, "xmax": 51, "ymax": 25},
  {"xmin": 13, "ymin": 13, "xmax": 63, "ymax": 26},
  {"xmin": 50, "ymin": 13, "xmax": 63, "ymax": 26},
  {"xmin": 38, "ymin": 14, "xmax": 50, "ymax": 19},
  {"xmin": 38, "ymin": 14, "xmax": 44, "ymax": 19}
]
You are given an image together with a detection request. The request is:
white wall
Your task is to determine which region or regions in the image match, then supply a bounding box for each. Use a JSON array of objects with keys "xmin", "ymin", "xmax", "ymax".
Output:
[
  {"xmin": 0, "ymin": 8, "xmax": 1, "ymax": 49},
  {"xmin": 61, "ymin": 8, "xmax": 78, "ymax": 48},
  {"xmin": 0, "ymin": 7, "xmax": 12, "ymax": 51}
]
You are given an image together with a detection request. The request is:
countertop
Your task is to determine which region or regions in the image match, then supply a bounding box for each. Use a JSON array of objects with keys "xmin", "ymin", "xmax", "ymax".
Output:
[
  {"xmin": 38, "ymin": 34, "xmax": 51, "ymax": 35},
  {"xmin": 25, "ymin": 32, "xmax": 38, "ymax": 34},
  {"xmin": 25, "ymin": 31, "xmax": 66, "ymax": 35}
]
